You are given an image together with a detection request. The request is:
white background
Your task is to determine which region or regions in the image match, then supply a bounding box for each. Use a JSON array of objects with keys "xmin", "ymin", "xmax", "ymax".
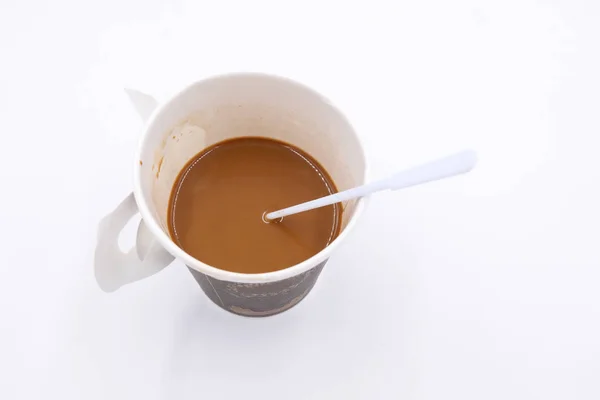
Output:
[{"xmin": 1, "ymin": 0, "xmax": 599, "ymax": 398}]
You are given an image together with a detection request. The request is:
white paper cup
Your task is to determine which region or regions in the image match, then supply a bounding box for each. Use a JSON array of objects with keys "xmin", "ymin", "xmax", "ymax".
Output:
[{"xmin": 95, "ymin": 73, "xmax": 368, "ymax": 317}]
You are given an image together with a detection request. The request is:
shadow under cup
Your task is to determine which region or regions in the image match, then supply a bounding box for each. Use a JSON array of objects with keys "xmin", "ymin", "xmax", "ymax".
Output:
[{"xmin": 137, "ymin": 74, "xmax": 367, "ymax": 317}]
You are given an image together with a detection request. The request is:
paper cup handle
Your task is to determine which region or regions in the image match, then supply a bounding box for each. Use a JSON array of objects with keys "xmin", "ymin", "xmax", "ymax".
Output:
[{"xmin": 94, "ymin": 193, "xmax": 175, "ymax": 292}]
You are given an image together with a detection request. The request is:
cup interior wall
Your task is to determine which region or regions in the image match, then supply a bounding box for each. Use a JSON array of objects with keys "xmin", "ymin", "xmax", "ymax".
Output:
[{"xmin": 138, "ymin": 74, "xmax": 367, "ymax": 247}]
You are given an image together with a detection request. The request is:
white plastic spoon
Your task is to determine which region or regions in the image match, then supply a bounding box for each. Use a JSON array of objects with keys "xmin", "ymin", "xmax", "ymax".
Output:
[{"xmin": 265, "ymin": 149, "xmax": 478, "ymax": 221}]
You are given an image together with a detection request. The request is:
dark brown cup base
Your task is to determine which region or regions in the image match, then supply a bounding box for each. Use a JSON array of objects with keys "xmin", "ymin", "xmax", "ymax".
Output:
[{"xmin": 187, "ymin": 260, "xmax": 327, "ymax": 317}]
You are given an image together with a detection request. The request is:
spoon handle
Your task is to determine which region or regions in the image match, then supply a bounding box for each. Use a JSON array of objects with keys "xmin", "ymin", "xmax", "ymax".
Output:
[
  {"xmin": 265, "ymin": 150, "xmax": 477, "ymax": 221},
  {"xmin": 387, "ymin": 150, "xmax": 477, "ymax": 190}
]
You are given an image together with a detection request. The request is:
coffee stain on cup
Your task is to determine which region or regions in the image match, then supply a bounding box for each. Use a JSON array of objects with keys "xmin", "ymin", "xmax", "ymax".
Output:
[{"xmin": 155, "ymin": 156, "xmax": 164, "ymax": 178}]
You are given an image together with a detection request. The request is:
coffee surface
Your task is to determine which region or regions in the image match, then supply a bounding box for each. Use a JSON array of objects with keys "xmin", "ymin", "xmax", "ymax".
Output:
[{"xmin": 168, "ymin": 137, "xmax": 341, "ymax": 274}]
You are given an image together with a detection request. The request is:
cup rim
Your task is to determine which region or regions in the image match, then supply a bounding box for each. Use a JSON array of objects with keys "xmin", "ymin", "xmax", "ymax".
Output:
[{"xmin": 133, "ymin": 72, "xmax": 369, "ymax": 284}]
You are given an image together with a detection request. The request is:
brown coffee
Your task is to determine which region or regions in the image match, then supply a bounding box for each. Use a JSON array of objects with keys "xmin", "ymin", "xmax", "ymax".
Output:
[{"xmin": 168, "ymin": 137, "xmax": 341, "ymax": 274}]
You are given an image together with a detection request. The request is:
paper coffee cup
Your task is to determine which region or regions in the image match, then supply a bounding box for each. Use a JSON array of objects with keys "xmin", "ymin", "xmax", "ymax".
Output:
[{"xmin": 95, "ymin": 73, "xmax": 368, "ymax": 317}]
